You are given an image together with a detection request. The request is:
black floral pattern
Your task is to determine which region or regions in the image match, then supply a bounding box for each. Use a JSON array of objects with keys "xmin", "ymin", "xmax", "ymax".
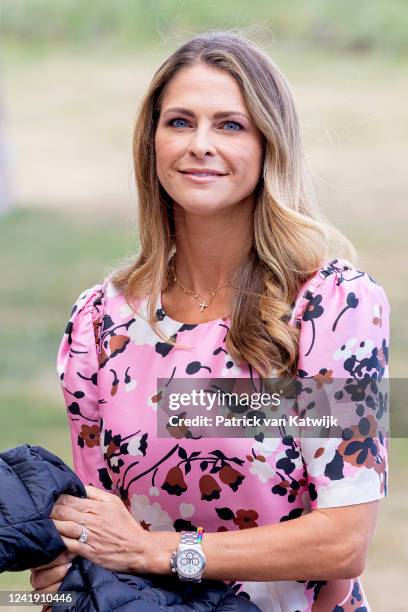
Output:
[{"xmin": 57, "ymin": 257, "xmax": 390, "ymax": 611}]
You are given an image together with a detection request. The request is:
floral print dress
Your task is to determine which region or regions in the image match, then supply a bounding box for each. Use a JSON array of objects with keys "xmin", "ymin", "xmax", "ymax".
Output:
[{"xmin": 57, "ymin": 257, "xmax": 390, "ymax": 612}]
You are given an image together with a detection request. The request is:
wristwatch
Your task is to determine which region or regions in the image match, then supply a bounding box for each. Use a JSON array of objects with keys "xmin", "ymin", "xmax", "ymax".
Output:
[{"xmin": 170, "ymin": 530, "xmax": 206, "ymax": 582}]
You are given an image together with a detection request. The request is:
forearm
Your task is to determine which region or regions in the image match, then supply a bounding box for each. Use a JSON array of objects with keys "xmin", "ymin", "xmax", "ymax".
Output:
[{"xmin": 143, "ymin": 510, "xmax": 360, "ymax": 582}]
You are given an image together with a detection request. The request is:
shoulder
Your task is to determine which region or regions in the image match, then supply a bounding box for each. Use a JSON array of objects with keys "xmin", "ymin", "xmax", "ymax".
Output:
[
  {"xmin": 293, "ymin": 258, "xmax": 390, "ymax": 376},
  {"xmin": 66, "ymin": 275, "xmax": 124, "ymax": 326},
  {"xmin": 57, "ymin": 276, "xmax": 118, "ymax": 378},
  {"xmin": 291, "ymin": 257, "xmax": 390, "ymax": 329},
  {"xmin": 68, "ymin": 282, "xmax": 104, "ymax": 323}
]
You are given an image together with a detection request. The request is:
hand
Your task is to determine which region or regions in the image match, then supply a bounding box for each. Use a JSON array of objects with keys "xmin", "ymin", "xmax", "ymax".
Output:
[
  {"xmin": 30, "ymin": 550, "xmax": 75, "ymax": 609},
  {"xmin": 50, "ymin": 485, "xmax": 150, "ymax": 574}
]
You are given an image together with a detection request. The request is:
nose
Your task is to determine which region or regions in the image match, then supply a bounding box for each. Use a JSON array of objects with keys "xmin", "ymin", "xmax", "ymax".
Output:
[{"xmin": 187, "ymin": 124, "xmax": 216, "ymax": 158}]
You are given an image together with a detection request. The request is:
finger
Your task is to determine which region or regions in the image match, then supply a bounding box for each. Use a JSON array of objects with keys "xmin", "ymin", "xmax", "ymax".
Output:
[
  {"xmin": 31, "ymin": 564, "xmax": 71, "ymax": 590},
  {"xmin": 59, "ymin": 534, "xmax": 94, "ymax": 557},
  {"xmin": 84, "ymin": 485, "xmax": 107, "ymax": 501},
  {"xmin": 54, "ymin": 494, "xmax": 94, "ymax": 511},
  {"xmin": 50, "ymin": 503, "xmax": 85, "ymax": 523},
  {"xmin": 31, "ymin": 581, "xmax": 62, "ymax": 596},
  {"xmin": 52, "ymin": 519, "xmax": 90, "ymax": 542},
  {"xmin": 54, "ymin": 493, "xmax": 80, "ymax": 505},
  {"xmin": 32, "ymin": 552, "xmax": 75, "ymax": 571}
]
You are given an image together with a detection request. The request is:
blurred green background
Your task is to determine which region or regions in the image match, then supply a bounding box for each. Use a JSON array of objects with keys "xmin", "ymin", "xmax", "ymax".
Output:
[{"xmin": 0, "ymin": 1, "xmax": 407, "ymax": 610}]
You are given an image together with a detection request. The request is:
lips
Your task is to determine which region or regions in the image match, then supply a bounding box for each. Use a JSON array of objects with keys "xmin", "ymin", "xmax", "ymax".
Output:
[
  {"xmin": 178, "ymin": 171, "xmax": 227, "ymax": 184},
  {"xmin": 178, "ymin": 169, "xmax": 227, "ymax": 176},
  {"xmin": 184, "ymin": 172, "xmax": 219, "ymax": 177}
]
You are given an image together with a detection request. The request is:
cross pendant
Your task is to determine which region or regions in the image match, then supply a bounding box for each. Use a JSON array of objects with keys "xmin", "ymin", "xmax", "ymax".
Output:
[{"xmin": 199, "ymin": 300, "xmax": 208, "ymax": 312}]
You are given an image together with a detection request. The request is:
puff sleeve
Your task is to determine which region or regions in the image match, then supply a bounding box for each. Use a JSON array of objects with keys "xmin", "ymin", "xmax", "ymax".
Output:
[
  {"xmin": 294, "ymin": 259, "xmax": 390, "ymax": 509},
  {"xmin": 56, "ymin": 283, "xmax": 109, "ymax": 490}
]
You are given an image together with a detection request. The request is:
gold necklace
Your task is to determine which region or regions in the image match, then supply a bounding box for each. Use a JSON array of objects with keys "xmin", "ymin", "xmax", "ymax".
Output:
[{"xmin": 169, "ymin": 258, "xmax": 231, "ymax": 312}]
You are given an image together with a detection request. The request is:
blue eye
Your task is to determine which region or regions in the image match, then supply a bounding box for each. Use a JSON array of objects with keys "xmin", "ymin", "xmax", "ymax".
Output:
[
  {"xmin": 169, "ymin": 118, "xmax": 189, "ymax": 128},
  {"xmin": 167, "ymin": 118, "xmax": 243, "ymax": 131},
  {"xmin": 222, "ymin": 121, "xmax": 242, "ymax": 131}
]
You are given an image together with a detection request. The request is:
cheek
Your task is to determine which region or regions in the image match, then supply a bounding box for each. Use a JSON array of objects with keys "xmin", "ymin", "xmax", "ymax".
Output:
[
  {"xmin": 155, "ymin": 131, "xmax": 183, "ymax": 166},
  {"xmin": 155, "ymin": 139, "xmax": 177, "ymax": 186},
  {"xmin": 155, "ymin": 139, "xmax": 168, "ymax": 170},
  {"xmin": 233, "ymin": 142, "xmax": 263, "ymax": 183},
  {"xmin": 246, "ymin": 137, "xmax": 263, "ymax": 169},
  {"xmin": 155, "ymin": 141, "xmax": 182, "ymax": 194}
]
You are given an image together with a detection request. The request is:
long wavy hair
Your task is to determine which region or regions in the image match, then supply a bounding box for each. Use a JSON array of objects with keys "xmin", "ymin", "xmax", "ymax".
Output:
[{"xmin": 110, "ymin": 30, "xmax": 356, "ymax": 380}]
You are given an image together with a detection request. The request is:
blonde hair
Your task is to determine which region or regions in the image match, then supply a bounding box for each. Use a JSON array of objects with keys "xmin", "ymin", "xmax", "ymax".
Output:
[{"xmin": 110, "ymin": 30, "xmax": 356, "ymax": 380}]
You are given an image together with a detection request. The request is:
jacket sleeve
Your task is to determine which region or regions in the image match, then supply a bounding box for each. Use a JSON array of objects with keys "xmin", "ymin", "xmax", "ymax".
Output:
[
  {"xmin": 294, "ymin": 259, "xmax": 390, "ymax": 509},
  {"xmin": 56, "ymin": 283, "xmax": 111, "ymax": 490}
]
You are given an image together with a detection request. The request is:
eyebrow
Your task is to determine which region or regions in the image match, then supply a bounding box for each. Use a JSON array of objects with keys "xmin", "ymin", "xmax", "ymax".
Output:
[{"xmin": 162, "ymin": 107, "xmax": 250, "ymax": 121}]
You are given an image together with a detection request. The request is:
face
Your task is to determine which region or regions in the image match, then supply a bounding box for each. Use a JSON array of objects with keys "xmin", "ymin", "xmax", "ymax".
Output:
[{"xmin": 154, "ymin": 63, "xmax": 264, "ymax": 216}]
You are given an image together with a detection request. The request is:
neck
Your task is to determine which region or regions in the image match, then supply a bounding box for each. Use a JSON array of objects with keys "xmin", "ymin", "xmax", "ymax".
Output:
[{"xmin": 170, "ymin": 198, "xmax": 255, "ymax": 293}]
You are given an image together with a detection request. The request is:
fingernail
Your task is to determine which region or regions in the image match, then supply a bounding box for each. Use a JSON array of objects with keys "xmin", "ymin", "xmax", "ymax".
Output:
[{"xmin": 67, "ymin": 563, "xmax": 72, "ymax": 569}]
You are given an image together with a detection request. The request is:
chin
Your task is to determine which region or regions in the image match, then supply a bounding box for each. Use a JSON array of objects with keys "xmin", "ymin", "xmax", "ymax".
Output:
[
  {"xmin": 173, "ymin": 191, "xmax": 234, "ymax": 210},
  {"xmin": 179, "ymin": 199, "xmax": 233, "ymax": 215}
]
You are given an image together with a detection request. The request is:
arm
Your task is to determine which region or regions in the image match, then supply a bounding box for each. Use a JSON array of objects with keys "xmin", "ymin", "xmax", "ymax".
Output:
[
  {"xmin": 49, "ymin": 485, "xmax": 378, "ymax": 581},
  {"xmin": 145, "ymin": 499, "xmax": 379, "ymax": 581},
  {"xmin": 31, "ymin": 284, "xmax": 109, "ymax": 600},
  {"xmin": 56, "ymin": 282, "xmax": 111, "ymax": 490}
]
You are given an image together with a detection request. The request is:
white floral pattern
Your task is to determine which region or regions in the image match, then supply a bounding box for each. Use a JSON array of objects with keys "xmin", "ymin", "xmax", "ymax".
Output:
[{"xmin": 130, "ymin": 494, "xmax": 174, "ymax": 532}]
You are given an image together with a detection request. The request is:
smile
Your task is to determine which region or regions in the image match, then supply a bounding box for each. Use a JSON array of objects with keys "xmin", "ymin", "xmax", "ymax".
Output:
[
  {"xmin": 178, "ymin": 171, "xmax": 227, "ymax": 183},
  {"xmin": 182, "ymin": 172, "xmax": 224, "ymax": 176}
]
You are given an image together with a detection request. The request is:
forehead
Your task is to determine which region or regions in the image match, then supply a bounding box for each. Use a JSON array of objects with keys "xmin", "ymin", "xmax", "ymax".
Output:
[{"xmin": 160, "ymin": 63, "xmax": 247, "ymax": 112}]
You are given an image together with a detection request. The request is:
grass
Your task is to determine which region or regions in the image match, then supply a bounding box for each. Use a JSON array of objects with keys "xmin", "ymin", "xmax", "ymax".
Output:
[
  {"xmin": 0, "ymin": 209, "xmax": 134, "ymax": 385},
  {"xmin": 0, "ymin": 209, "xmax": 132, "ymax": 596},
  {"xmin": 1, "ymin": 0, "xmax": 408, "ymax": 56}
]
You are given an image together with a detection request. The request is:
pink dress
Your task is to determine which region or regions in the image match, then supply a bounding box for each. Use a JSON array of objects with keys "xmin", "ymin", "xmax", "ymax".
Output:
[{"xmin": 57, "ymin": 257, "xmax": 390, "ymax": 611}]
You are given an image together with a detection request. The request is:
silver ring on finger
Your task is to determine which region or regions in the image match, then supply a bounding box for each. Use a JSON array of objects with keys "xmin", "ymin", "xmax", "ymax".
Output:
[{"xmin": 78, "ymin": 524, "xmax": 89, "ymax": 544}]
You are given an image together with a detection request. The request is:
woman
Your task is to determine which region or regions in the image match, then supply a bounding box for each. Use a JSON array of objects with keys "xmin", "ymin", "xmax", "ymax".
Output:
[{"xmin": 31, "ymin": 31, "xmax": 390, "ymax": 611}]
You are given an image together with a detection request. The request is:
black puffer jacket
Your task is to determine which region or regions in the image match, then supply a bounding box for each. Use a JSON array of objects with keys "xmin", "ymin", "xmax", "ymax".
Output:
[{"xmin": 0, "ymin": 445, "xmax": 260, "ymax": 611}]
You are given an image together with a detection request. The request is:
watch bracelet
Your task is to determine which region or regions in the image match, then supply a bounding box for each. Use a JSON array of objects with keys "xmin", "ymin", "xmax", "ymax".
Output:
[{"xmin": 170, "ymin": 529, "xmax": 205, "ymax": 576}]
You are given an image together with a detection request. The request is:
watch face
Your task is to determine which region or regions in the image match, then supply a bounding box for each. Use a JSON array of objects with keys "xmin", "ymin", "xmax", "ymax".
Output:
[{"xmin": 177, "ymin": 548, "xmax": 205, "ymax": 578}]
